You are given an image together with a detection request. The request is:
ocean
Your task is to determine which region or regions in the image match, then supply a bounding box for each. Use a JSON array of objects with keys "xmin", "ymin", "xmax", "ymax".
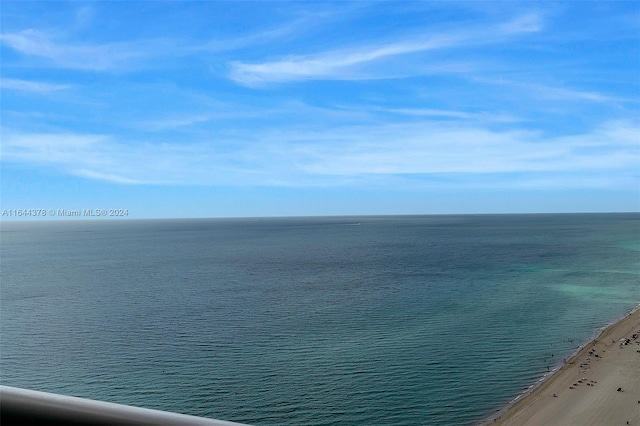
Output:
[{"xmin": 1, "ymin": 213, "xmax": 639, "ymax": 425}]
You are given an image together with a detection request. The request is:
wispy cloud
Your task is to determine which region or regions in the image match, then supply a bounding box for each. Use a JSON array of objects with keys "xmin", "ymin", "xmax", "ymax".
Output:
[
  {"xmin": 198, "ymin": 3, "xmax": 369, "ymax": 53},
  {"xmin": 280, "ymin": 121, "xmax": 638, "ymax": 176},
  {"xmin": 1, "ymin": 4, "xmax": 363, "ymax": 73},
  {"xmin": 364, "ymin": 107, "xmax": 521, "ymax": 123},
  {"xmin": 1, "ymin": 130, "xmax": 266, "ymax": 185},
  {"xmin": 138, "ymin": 109, "xmax": 267, "ymax": 132},
  {"xmin": 228, "ymin": 13, "xmax": 543, "ymax": 85},
  {"xmin": 140, "ymin": 114, "xmax": 220, "ymax": 132},
  {"xmin": 526, "ymin": 84, "xmax": 628, "ymax": 103},
  {"xmin": 0, "ymin": 29, "xmax": 155, "ymax": 71},
  {"xmin": 497, "ymin": 13, "xmax": 542, "ymax": 34},
  {"xmin": 473, "ymin": 77, "xmax": 632, "ymax": 104},
  {"xmin": 198, "ymin": 17, "xmax": 314, "ymax": 53},
  {"xmin": 2, "ymin": 119, "xmax": 636, "ymax": 189},
  {"xmin": 229, "ymin": 36, "xmax": 457, "ymax": 84},
  {"xmin": 72, "ymin": 169, "xmax": 146, "ymax": 185},
  {"xmin": 0, "ymin": 78, "xmax": 71, "ymax": 93}
]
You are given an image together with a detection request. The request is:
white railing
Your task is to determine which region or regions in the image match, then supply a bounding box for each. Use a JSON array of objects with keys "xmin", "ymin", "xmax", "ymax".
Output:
[{"xmin": 0, "ymin": 385, "xmax": 250, "ymax": 425}]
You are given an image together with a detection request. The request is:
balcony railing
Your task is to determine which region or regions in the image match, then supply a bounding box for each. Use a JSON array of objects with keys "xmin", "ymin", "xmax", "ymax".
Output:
[{"xmin": 0, "ymin": 385, "xmax": 249, "ymax": 425}]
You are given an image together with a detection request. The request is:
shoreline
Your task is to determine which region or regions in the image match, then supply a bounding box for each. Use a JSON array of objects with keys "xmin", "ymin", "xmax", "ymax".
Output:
[{"xmin": 481, "ymin": 305, "xmax": 640, "ymax": 425}]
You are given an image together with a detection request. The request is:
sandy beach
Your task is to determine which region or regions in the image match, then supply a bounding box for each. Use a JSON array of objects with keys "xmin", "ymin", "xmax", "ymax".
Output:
[{"xmin": 488, "ymin": 307, "xmax": 640, "ymax": 426}]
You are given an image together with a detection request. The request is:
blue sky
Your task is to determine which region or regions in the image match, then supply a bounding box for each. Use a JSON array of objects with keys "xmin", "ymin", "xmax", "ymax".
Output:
[{"xmin": 1, "ymin": 1, "xmax": 638, "ymax": 218}]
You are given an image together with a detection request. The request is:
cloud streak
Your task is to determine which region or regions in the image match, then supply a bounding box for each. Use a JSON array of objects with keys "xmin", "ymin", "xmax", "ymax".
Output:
[
  {"xmin": 0, "ymin": 29, "xmax": 163, "ymax": 71},
  {"xmin": 0, "ymin": 78, "xmax": 71, "ymax": 93},
  {"xmin": 228, "ymin": 14, "xmax": 543, "ymax": 85},
  {"xmin": 472, "ymin": 77, "xmax": 634, "ymax": 104},
  {"xmin": 2, "ymin": 119, "xmax": 636, "ymax": 189},
  {"xmin": 279, "ymin": 121, "xmax": 638, "ymax": 176}
]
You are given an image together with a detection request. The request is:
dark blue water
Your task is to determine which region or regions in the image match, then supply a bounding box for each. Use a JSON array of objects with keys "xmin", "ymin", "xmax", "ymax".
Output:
[{"xmin": 1, "ymin": 214, "xmax": 638, "ymax": 425}]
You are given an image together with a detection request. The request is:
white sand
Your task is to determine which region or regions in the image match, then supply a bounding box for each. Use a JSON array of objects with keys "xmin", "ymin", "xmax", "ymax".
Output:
[{"xmin": 491, "ymin": 308, "xmax": 640, "ymax": 426}]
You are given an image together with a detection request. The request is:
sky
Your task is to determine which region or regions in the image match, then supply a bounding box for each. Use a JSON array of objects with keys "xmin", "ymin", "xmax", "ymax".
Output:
[{"xmin": 1, "ymin": 1, "xmax": 639, "ymax": 219}]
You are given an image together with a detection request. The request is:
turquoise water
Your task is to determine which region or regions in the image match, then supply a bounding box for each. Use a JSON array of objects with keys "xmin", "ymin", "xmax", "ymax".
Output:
[{"xmin": 1, "ymin": 214, "xmax": 638, "ymax": 425}]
